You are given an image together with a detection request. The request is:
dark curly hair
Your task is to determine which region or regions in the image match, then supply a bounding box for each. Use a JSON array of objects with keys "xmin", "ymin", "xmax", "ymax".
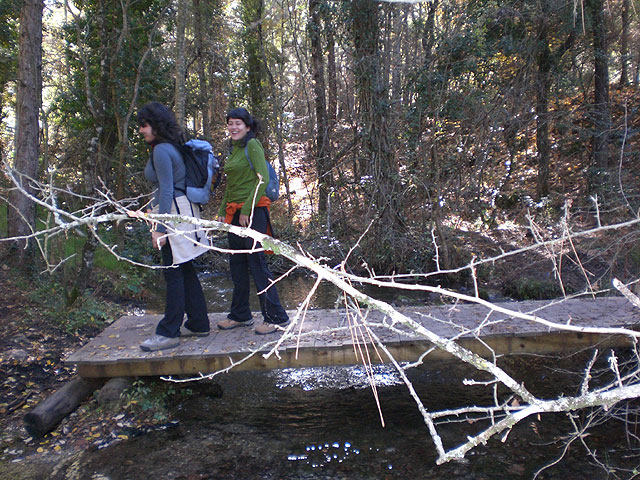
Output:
[
  {"xmin": 137, "ymin": 102, "xmax": 185, "ymax": 144},
  {"xmin": 226, "ymin": 107, "xmax": 261, "ymax": 147}
]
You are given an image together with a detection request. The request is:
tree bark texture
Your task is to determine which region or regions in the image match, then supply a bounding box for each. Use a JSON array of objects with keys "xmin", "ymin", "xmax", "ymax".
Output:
[
  {"xmin": 588, "ymin": 0, "xmax": 611, "ymax": 171},
  {"xmin": 535, "ymin": 17, "xmax": 552, "ymax": 200},
  {"xmin": 241, "ymin": 0, "xmax": 269, "ymax": 127},
  {"xmin": 619, "ymin": 0, "xmax": 629, "ymax": 87},
  {"xmin": 193, "ymin": 0, "xmax": 211, "ymax": 138},
  {"xmin": 326, "ymin": 21, "xmax": 337, "ymax": 126},
  {"xmin": 8, "ymin": 0, "xmax": 43, "ymax": 258},
  {"xmin": 95, "ymin": 0, "xmax": 118, "ymax": 188},
  {"xmin": 24, "ymin": 377, "xmax": 104, "ymax": 437},
  {"xmin": 309, "ymin": 0, "xmax": 331, "ymax": 214},
  {"xmin": 174, "ymin": 0, "xmax": 188, "ymax": 128},
  {"xmin": 350, "ymin": 0, "xmax": 400, "ymax": 236},
  {"xmin": 534, "ymin": 3, "xmax": 575, "ymax": 200}
]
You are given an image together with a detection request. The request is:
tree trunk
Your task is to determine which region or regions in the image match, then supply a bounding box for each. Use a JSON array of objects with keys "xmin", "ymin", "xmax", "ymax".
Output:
[
  {"xmin": 534, "ymin": 2, "xmax": 575, "ymax": 200},
  {"xmin": 326, "ymin": 20, "xmax": 337, "ymax": 126},
  {"xmin": 241, "ymin": 0, "xmax": 269, "ymax": 128},
  {"xmin": 70, "ymin": 0, "xmax": 118, "ymax": 298},
  {"xmin": 174, "ymin": 0, "xmax": 187, "ymax": 129},
  {"xmin": 193, "ymin": 0, "xmax": 210, "ymax": 138},
  {"xmin": 618, "ymin": 0, "xmax": 629, "ymax": 87},
  {"xmin": 535, "ymin": 16, "xmax": 552, "ymax": 200},
  {"xmin": 350, "ymin": 0, "xmax": 400, "ymax": 246},
  {"xmin": 390, "ymin": 6, "xmax": 405, "ymax": 104},
  {"xmin": 309, "ymin": 0, "xmax": 330, "ymax": 214},
  {"xmin": 203, "ymin": 0, "xmax": 225, "ymax": 129},
  {"xmin": 588, "ymin": 0, "xmax": 611, "ymax": 174},
  {"xmin": 7, "ymin": 0, "xmax": 43, "ymax": 261}
]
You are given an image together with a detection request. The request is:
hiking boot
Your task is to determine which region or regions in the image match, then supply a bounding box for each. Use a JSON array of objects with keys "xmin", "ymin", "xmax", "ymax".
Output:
[
  {"xmin": 140, "ymin": 335, "xmax": 180, "ymax": 352},
  {"xmin": 180, "ymin": 326, "xmax": 210, "ymax": 337},
  {"xmin": 217, "ymin": 318, "xmax": 254, "ymax": 330},
  {"xmin": 255, "ymin": 320, "xmax": 290, "ymax": 335}
]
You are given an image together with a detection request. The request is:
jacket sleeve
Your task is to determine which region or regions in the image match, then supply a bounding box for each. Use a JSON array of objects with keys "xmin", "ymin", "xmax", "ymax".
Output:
[
  {"xmin": 152, "ymin": 144, "xmax": 175, "ymax": 233},
  {"xmin": 143, "ymin": 156, "xmax": 158, "ymax": 208},
  {"xmin": 240, "ymin": 139, "xmax": 269, "ymax": 216}
]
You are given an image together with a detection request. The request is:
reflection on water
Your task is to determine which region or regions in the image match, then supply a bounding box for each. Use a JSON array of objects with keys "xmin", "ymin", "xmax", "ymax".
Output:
[{"xmin": 274, "ymin": 365, "xmax": 404, "ymax": 391}]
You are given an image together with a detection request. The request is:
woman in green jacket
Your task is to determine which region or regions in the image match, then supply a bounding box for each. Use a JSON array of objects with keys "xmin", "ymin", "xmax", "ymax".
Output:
[{"xmin": 216, "ymin": 108, "xmax": 289, "ymax": 335}]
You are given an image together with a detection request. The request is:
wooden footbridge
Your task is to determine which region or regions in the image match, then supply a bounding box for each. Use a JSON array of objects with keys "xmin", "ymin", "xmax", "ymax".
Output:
[{"xmin": 65, "ymin": 297, "xmax": 640, "ymax": 378}]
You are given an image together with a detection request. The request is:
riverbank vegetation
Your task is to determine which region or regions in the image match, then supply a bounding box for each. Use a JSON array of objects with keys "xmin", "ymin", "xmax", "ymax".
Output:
[{"xmin": 2, "ymin": 0, "xmax": 640, "ymax": 476}]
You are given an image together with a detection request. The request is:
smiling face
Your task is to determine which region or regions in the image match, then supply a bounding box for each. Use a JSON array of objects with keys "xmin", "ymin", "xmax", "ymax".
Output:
[
  {"xmin": 139, "ymin": 121, "xmax": 156, "ymax": 144},
  {"xmin": 227, "ymin": 118, "xmax": 250, "ymax": 141}
]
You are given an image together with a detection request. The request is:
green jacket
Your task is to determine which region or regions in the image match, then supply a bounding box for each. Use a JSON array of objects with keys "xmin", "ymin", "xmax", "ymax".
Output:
[{"xmin": 217, "ymin": 138, "xmax": 270, "ymax": 218}]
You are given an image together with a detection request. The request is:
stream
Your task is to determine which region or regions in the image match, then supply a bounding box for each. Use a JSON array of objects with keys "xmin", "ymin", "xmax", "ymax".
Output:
[
  {"xmin": 9, "ymin": 271, "xmax": 637, "ymax": 479},
  {"xmin": 69, "ymin": 270, "xmax": 633, "ymax": 479},
  {"xmin": 66, "ymin": 357, "xmax": 633, "ymax": 479}
]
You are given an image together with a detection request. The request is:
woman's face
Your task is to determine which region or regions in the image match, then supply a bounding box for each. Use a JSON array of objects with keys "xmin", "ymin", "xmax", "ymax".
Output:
[
  {"xmin": 139, "ymin": 122, "xmax": 156, "ymax": 144},
  {"xmin": 227, "ymin": 118, "xmax": 250, "ymax": 141}
]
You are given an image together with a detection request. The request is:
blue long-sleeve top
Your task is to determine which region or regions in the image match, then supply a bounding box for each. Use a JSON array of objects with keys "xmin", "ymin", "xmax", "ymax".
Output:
[{"xmin": 143, "ymin": 142, "xmax": 186, "ymax": 233}]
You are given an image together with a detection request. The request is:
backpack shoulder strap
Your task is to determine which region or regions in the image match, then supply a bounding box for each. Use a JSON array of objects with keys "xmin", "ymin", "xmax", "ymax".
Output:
[{"xmin": 244, "ymin": 144, "xmax": 255, "ymax": 171}]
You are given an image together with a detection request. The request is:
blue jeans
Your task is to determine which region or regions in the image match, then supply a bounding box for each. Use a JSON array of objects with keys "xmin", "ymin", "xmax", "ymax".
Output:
[
  {"xmin": 228, "ymin": 207, "xmax": 289, "ymax": 325},
  {"xmin": 156, "ymin": 242, "xmax": 209, "ymax": 337}
]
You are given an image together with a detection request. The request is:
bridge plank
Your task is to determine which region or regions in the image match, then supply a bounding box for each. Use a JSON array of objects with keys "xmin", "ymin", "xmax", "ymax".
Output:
[{"xmin": 64, "ymin": 297, "xmax": 640, "ymax": 377}]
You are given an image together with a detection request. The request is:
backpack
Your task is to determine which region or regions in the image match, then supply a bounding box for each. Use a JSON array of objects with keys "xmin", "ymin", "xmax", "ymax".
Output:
[
  {"xmin": 244, "ymin": 144, "xmax": 279, "ymax": 202},
  {"xmin": 175, "ymin": 139, "xmax": 221, "ymax": 205}
]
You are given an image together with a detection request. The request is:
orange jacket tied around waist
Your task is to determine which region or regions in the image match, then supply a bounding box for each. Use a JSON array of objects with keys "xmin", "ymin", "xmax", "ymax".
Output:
[{"xmin": 224, "ymin": 197, "xmax": 273, "ymax": 253}]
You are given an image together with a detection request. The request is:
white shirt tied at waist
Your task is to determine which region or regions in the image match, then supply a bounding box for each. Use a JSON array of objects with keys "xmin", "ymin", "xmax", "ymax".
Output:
[{"xmin": 153, "ymin": 195, "xmax": 209, "ymax": 264}]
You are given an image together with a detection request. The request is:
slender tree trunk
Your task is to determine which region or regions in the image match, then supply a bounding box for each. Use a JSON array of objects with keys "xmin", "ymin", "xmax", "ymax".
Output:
[
  {"xmin": 8, "ymin": 0, "xmax": 43, "ymax": 262},
  {"xmin": 68, "ymin": 0, "xmax": 118, "ymax": 302},
  {"xmin": 326, "ymin": 21, "xmax": 337, "ymax": 126},
  {"xmin": 534, "ymin": 2, "xmax": 575, "ymax": 199},
  {"xmin": 309, "ymin": 0, "xmax": 330, "ymax": 214},
  {"xmin": 619, "ymin": 0, "xmax": 629, "ymax": 87},
  {"xmin": 241, "ymin": 0, "xmax": 268, "ymax": 128},
  {"xmin": 535, "ymin": 18, "xmax": 552, "ymax": 199},
  {"xmin": 588, "ymin": 0, "xmax": 611, "ymax": 174},
  {"xmin": 390, "ymin": 6, "xmax": 405, "ymax": 104},
  {"xmin": 174, "ymin": 0, "xmax": 187, "ymax": 128},
  {"xmin": 381, "ymin": 4, "xmax": 391, "ymax": 91},
  {"xmin": 193, "ymin": 0, "xmax": 210, "ymax": 138},
  {"xmin": 205, "ymin": 0, "xmax": 226, "ymax": 129}
]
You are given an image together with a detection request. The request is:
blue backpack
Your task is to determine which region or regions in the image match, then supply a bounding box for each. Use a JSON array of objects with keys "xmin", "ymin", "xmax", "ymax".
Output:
[
  {"xmin": 175, "ymin": 139, "xmax": 221, "ymax": 205},
  {"xmin": 244, "ymin": 144, "xmax": 279, "ymax": 202}
]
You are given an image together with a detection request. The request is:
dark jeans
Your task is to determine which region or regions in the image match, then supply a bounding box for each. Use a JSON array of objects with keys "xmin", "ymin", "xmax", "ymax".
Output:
[
  {"xmin": 156, "ymin": 242, "xmax": 209, "ymax": 338},
  {"xmin": 228, "ymin": 207, "xmax": 289, "ymax": 325}
]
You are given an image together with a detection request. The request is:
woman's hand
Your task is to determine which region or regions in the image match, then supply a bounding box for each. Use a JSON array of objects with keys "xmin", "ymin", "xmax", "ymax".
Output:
[
  {"xmin": 239, "ymin": 214, "xmax": 250, "ymax": 227},
  {"xmin": 151, "ymin": 230, "xmax": 166, "ymax": 250}
]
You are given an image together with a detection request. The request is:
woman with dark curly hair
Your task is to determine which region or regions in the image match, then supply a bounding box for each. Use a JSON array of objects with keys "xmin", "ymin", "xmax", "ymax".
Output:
[
  {"xmin": 137, "ymin": 102, "xmax": 210, "ymax": 351},
  {"xmin": 215, "ymin": 108, "xmax": 289, "ymax": 335}
]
